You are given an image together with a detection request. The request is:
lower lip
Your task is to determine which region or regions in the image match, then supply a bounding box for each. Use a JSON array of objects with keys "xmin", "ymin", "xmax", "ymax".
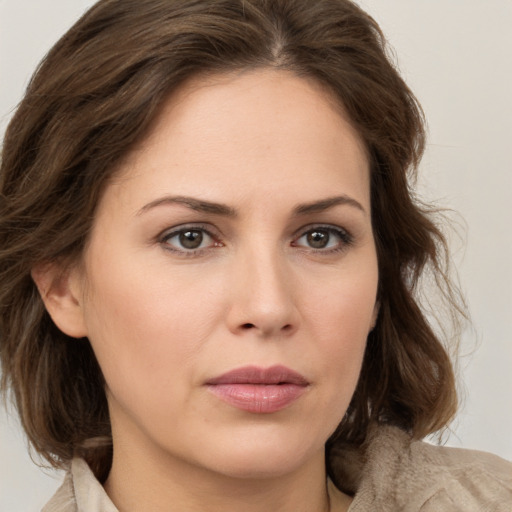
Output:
[{"xmin": 206, "ymin": 383, "xmax": 307, "ymax": 413}]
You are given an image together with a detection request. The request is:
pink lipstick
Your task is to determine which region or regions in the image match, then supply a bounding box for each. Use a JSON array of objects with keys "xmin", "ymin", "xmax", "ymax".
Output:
[{"xmin": 205, "ymin": 365, "xmax": 309, "ymax": 413}]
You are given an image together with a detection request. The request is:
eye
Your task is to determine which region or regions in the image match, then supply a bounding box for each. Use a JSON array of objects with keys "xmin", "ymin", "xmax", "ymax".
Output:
[
  {"xmin": 292, "ymin": 226, "xmax": 353, "ymax": 252},
  {"xmin": 160, "ymin": 226, "xmax": 221, "ymax": 253}
]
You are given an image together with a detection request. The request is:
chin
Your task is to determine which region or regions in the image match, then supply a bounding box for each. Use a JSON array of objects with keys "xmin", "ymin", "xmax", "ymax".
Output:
[
  {"xmin": 187, "ymin": 425, "xmax": 326, "ymax": 480},
  {"xmin": 208, "ymin": 452, "xmax": 315, "ymax": 480}
]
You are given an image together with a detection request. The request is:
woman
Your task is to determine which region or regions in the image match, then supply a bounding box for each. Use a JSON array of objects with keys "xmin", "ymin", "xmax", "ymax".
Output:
[{"xmin": 0, "ymin": 0, "xmax": 510, "ymax": 510}]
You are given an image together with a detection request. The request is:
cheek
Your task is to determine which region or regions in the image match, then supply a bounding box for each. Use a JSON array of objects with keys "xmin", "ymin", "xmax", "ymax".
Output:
[
  {"xmin": 304, "ymin": 260, "xmax": 377, "ymax": 341},
  {"xmin": 301, "ymin": 264, "xmax": 377, "ymax": 392},
  {"xmin": 80, "ymin": 252, "xmax": 222, "ymax": 406}
]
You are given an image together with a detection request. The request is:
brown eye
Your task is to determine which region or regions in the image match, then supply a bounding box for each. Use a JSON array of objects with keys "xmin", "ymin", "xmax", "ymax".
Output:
[
  {"xmin": 161, "ymin": 226, "xmax": 218, "ymax": 253},
  {"xmin": 293, "ymin": 226, "xmax": 353, "ymax": 252},
  {"xmin": 306, "ymin": 230, "xmax": 330, "ymax": 249},
  {"xmin": 179, "ymin": 230, "xmax": 203, "ymax": 249}
]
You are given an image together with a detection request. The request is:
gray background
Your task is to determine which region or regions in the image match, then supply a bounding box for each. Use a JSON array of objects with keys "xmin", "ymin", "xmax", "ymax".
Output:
[{"xmin": 1, "ymin": 0, "xmax": 511, "ymax": 510}]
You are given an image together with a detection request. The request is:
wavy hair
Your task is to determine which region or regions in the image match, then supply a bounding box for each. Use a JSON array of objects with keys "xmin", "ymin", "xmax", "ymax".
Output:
[{"xmin": 0, "ymin": 0, "xmax": 463, "ymax": 481}]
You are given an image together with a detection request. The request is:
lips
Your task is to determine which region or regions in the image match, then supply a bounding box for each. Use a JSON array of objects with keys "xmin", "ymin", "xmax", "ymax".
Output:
[{"xmin": 205, "ymin": 365, "xmax": 309, "ymax": 413}]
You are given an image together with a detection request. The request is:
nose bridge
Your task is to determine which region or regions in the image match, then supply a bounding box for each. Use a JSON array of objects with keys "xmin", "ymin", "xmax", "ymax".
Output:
[{"xmin": 227, "ymin": 237, "xmax": 297, "ymax": 337}]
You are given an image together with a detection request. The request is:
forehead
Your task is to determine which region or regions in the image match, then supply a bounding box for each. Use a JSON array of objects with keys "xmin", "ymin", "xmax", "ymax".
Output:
[{"xmin": 106, "ymin": 68, "xmax": 370, "ymax": 212}]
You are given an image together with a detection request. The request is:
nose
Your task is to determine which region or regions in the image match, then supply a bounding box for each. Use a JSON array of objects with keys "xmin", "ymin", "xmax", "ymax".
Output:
[{"xmin": 225, "ymin": 245, "xmax": 299, "ymax": 339}]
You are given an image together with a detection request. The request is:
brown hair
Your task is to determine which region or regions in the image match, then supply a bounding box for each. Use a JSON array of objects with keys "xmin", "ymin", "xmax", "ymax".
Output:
[{"xmin": 0, "ymin": 0, "xmax": 463, "ymax": 481}]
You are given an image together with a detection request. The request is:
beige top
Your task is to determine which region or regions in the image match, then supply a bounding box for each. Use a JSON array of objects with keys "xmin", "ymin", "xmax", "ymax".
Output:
[{"xmin": 42, "ymin": 425, "xmax": 512, "ymax": 512}]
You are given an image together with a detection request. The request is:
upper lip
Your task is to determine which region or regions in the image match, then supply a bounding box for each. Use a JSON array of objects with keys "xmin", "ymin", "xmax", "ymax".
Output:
[{"xmin": 205, "ymin": 365, "xmax": 309, "ymax": 386}]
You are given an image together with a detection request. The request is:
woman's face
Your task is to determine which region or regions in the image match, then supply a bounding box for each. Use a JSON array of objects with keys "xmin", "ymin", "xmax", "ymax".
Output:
[{"xmin": 70, "ymin": 69, "xmax": 379, "ymax": 478}]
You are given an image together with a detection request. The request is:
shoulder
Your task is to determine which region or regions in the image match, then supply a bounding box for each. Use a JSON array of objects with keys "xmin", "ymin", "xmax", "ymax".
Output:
[
  {"xmin": 403, "ymin": 432, "xmax": 512, "ymax": 511},
  {"xmin": 42, "ymin": 458, "xmax": 117, "ymax": 512},
  {"xmin": 329, "ymin": 425, "xmax": 512, "ymax": 512},
  {"xmin": 42, "ymin": 468, "xmax": 76, "ymax": 512}
]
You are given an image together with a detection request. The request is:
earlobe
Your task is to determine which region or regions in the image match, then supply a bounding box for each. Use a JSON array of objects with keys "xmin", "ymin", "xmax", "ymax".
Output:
[{"xmin": 31, "ymin": 263, "xmax": 88, "ymax": 339}]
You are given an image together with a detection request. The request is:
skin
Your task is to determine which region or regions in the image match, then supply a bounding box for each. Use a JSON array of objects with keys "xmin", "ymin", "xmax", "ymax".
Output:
[{"xmin": 37, "ymin": 69, "xmax": 379, "ymax": 512}]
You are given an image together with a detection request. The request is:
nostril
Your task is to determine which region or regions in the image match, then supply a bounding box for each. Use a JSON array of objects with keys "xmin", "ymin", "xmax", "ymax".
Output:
[
  {"xmin": 237, "ymin": 322, "xmax": 295, "ymax": 334},
  {"xmin": 240, "ymin": 323, "xmax": 293, "ymax": 332}
]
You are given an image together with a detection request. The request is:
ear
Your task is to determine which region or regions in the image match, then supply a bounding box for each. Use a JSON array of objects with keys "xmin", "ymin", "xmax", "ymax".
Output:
[{"xmin": 31, "ymin": 262, "xmax": 88, "ymax": 338}]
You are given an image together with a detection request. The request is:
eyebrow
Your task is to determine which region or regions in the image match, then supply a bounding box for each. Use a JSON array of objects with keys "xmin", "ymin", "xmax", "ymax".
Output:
[
  {"xmin": 137, "ymin": 194, "xmax": 365, "ymax": 217},
  {"xmin": 137, "ymin": 196, "xmax": 237, "ymax": 217},
  {"xmin": 292, "ymin": 195, "xmax": 366, "ymax": 216}
]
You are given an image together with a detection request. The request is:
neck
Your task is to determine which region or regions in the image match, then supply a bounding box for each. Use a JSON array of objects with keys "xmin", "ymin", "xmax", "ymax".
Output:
[
  {"xmin": 105, "ymin": 445, "xmax": 333, "ymax": 512},
  {"xmin": 103, "ymin": 403, "xmax": 352, "ymax": 512}
]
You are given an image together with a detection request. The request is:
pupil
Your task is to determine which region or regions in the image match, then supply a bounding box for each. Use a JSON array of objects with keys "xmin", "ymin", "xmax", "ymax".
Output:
[
  {"xmin": 307, "ymin": 230, "xmax": 328, "ymax": 248},
  {"xmin": 179, "ymin": 230, "xmax": 203, "ymax": 249}
]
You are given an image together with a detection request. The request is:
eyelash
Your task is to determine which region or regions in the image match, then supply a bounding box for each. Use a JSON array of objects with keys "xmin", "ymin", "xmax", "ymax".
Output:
[
  {"xmin": 291, "ymin": 225, "xmax": 354, "ymax": 254},
  {"xmin": 159, "ymin": 224, "xmax": 221, "ymax": 258},
  {"xmin": 158, "ymin": 224, "xmax": 354, "ymax": 257}
]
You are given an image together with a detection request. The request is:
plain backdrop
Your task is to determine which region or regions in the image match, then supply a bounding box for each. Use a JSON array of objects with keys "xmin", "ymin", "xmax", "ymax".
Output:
[{"xmin": 1, "ymin": 0, "xmax": 511, "ymax": 510}]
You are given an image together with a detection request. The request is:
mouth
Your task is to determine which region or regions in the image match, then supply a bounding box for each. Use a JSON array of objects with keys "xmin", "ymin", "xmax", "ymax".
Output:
[{"xmin": 205, "ymin": 365, "xmax": 309, "ymax": 414}]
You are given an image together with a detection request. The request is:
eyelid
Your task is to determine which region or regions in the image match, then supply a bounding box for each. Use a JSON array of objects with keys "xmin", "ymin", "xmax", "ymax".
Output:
[
  {"xmin": 155, "ymin": 222, "xmax": 354, "ymax": 257},
  {"xmin": 291, "ymin": 224, "xmax": 354, "ymax": 252},
  {"xmin": 158, "ymin": 223, "xmax": 223, "ymax": 255}
]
